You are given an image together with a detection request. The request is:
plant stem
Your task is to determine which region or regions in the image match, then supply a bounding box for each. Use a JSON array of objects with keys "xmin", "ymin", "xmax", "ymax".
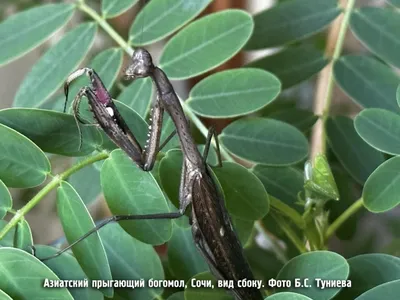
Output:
[
  {"xmin": 76, "ymin": 1, "xmax": 134, "ymax": 56},
  {"xmin": 269, "ymin": 196, "xmax": 305, "ymax": 229},
  {"xmin": 310, "ymin": 0, "xmax": 356, "ymax": 158},
  {"xmin": 325, "ymin": 197, "xmax": 364, "ymax": 239},
  {"xmin": 0, "ymin": 152, "xmax": 109, "ymax": 240},
  {"xmin": 272, "ymin": 214, "xmax": 307, "ymax": 254}
]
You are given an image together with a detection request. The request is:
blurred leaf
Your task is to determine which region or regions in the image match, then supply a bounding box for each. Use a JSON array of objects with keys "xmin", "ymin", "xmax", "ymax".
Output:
[
  {"xmin": 14, "ymin": 23, "xmax": 97, "ymax": 108},
  {"xmin": 0, "ymin": 180, "xmax": 11, "ymax": 219},
  {"xmin": 363, "ymin": 156, "xmax": 400, "ymax": 212},
  {"xmin": 0, "ymin": 290, "xmax": 12, "ymax": 300},
  {"xmin": 252, "ymin": 165, "xmax": 303, "ymax": 212},
  {"xmin": 220, "ymin": 118, "xmax": 309, "ymax": 166},
  {"xmin": 34, "ymin": 245, "xmax": 103, "ymax": 300},
  {"xmin": 160, "ymin": 10, "xmax": 253, "ymax": 79},
  {"xmin": 159, "ymin": 149, "xmax": 183, "ymax": 210},
  {"xmin": 68, "ymin": 159, "xmax": 101, "ymax": 206},
  {"xmin": 277, "ymin": 251, "xmax": 349, "ymax": 299},
  {"xmin": 167, "ymin": 292, "xmax": 185, "ymax": 300},
  {"xmin": 247, "ymin": 45, "xmax": 329, "ymax": 89},
  {"xmin": 0, "ymin": 3, "xmax": 74, "ymax": 66},
  {"xmin": 213, "ymin": 162, "xmax": 269, "ymax": 220},
  {"xmin": 245, "ymin": 0, "xmax": 340, "ymax": 49},
  {"xmin": 356, "ymin": 279, "xmax": 400, "ymax": 300},
  {"xmin": 268, "ymin": 108, "xmax": 318, "ymax": 132},
  {"xmin": 99, "ymin": 223, "xmax": 164, "ymax": 300},
  {"xmin": 350, "ymin": 7, "xmax": 400, "ymax": 68},
  {"xmin": 268, "ymin": 293, "xmax": 312, "ymax": 300},
  {"xmin": 168, "ymin": 225, "xmax": 208, "ymax": 282},
  {"xmin": 326, "ymin": 116, "xmax": 384, "ymax": 184},
  {"xmin": 0, "ymin": 248, "xmax": 73, "ymax": 299},
  {"xmin": 230, "ymin": 217, "xmax": 254, "ymax": 246},
  {"xmin": 0, "ymin": 124, "xmax": 50, "ymax": 188},
  {"xmin": 245, "ymin": 245, "xmax": 283, "ymax": 281},
  {"xmin": 0, "ymin": 220, "xmax": 14, "ymax": 248},
  {"xmin": 102, "ymin": 0, "xmax": 138, "ymax": 19},
  {"xmin": 338, "ymin": 254, "xmax": 400, "ymax": 299},
  {"xmin": 13, "ymin": 219, "xmax": 32, "ymax": 252},
  {"xmin": 355, "ymin": 108, "xmax": 400, "ymax": 155},
  {"xmin": 184, "ymin": 272, "xmax": 232, "ymax": 300},
  {"xmin": 333, "ymin": 55, "xmax": 400, "ymax": 112},
  {"xmin": 386, "ymin": 0, "xmax": 400, "ymax": 7},
  {"xmin": 57, "ymin": 181, "xmax": 113, "ymax": 298},
  {"xmin": 398, "ymin": 85, "xmax": 400, "ymax": 104},
  {"xmin": 131, "ymin": 0, "xmax": 212, "ymax": 45},
  {"xmin": 187, "ymin": 68, "xmax": 280, "ymax": 118},
  {"xmin": 117, "ymin": 78, "xmax": 153, "ymax": 118},
  {"xmin": 0, "ymin": 108, "xmax": 101, "ymax": 156},
  {"xmin": 101, "ymin": 149, "xmax": 173, "ymax": 245}
]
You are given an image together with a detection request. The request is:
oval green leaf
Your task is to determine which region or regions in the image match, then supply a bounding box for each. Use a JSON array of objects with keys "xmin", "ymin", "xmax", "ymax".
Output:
[
  {"xmin": 213, "ymin": 162, "xmax": 269, "ymax": 220},
  {"xmin": 187, "ymin": 68, "xmax": 280, "ymax": 118},
  {"xmin": 356, "ymin": 279, "xmax": 400, "ymax": 300},
  {"xmin": 57, "ymin": 181, "xmax": 113, "ymax": 297},
  {"xmin": 13, "ymin": 219, "xmax": 33, "ymax": 252},
  {"xmin": 101, "ymin": 149, "xmax": 173, "ymax": 245},
  {"xmin": 34, "ymin": 245, "xmax": 103, "ymax": 300},
  {"xmin": 160, "ymin": 10, "xmax": 253, "ymax": 79},
  {"xmin": 0, "ymin": 123, "xmax": 50, "ymax": 188},
  {"xmin": 363, "ymin": 156, "xmax": 400, "ymax": 212},
  {"xmin": 0, "ymin": 290, "xmax": 12, "ymax": 300},
  {"xmin": 333, "ymin": 55, "xmax": 400, "ymax": 112},
  {"xmin": 277, "ymin": 251, "xmax": 349, "ymax": 300},
  {"xmin": 102, "ymin": 0, "xmax": 138, "ymax": 19},
  {"xmin": 220, "ymin": 118, "xmax": 309, "ymax": 166},
  {"xmin": 0, "ymin": 180, "xmax": 11, "ymax": 219},
  {"xmin": 268, "ymin": 108, "xmax": 318, "ymax": 133},
  {"xmin": 99, "ymin": 223, "xmax": 164, "ymax": 300},
  {"xmin": 130, "ymin": 0, "xmax": 212, "ymax": 45},
  {"xmin": 247, "ymin": 45, "xmax": 329, "ymax": 89},
  {"xmin": 350, "ymin": 7, "xmax": 400, "ymax": 68},
  {"xmin": 245, "ymin": 0, "xmax": 340, "ymax": 49},
  {"xmin": 14, "ymin": 22, "xmax": 97, "ymax": 108},
  {"xmin": 117, "ymin": 77, "xmax": 153, "ymax": 118},
  {"xmin": 252, "ymin": 165, "xmax": 303, "ymax": 212},
  {"xmin": 0, "ymin": 108, "xmax": 101, "ymax": 156},
  {"xmin": 168, "ymin": 225, "xmax": 208, "ymax": 282},
  {"xmin": 0, "ymin": 220, "xmax": 15, "ymax": 248},
  {"xmin": 0, "ymin": 247, "xmax": 73, "ymax": 299},
  {"xmin": 268, "ymin": 292, "xmax": 312, "ymax": 300},
  {"xmin": 355, "ymin": 108, "xmax": 400, "ymax": 155},
  {"xmin": 159, "ymin": 149, "xmax": 183, "ymax": 210},
  {"xmin": 326, "ymin": 116, "xmax": 385, "ymax": 185},
  {"xmin": 0, "ymin": 3, "xmax": 74, "ymax": 66},
  {"xmin": 339, "ymin": 254, "xmax": 400, "ymax": 299}
]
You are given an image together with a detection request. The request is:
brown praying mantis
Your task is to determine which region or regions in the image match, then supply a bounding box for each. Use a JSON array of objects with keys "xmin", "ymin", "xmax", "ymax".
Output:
[{"xmin": 37, "ymin": 48, "xmax": 263, "ymax": 300}]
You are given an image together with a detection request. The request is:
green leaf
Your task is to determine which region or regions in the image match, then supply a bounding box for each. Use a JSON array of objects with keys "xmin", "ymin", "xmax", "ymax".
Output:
[
  {"xmin": 247, "ymin": 45, "xmax": 329, "ymax": 89},
  {"xmin": 398, "ymin": 85, "xmax": 400, "ymax": 104},
  {"xmin": 184, "ymin": 272, "xmax": 232, "ymax": 300},
  {"xmin": 356, "ymin": 279, "xmax": 400, "ymax": 300},
  {"xmin": 160, "ymin": 10, "xmax": 253, "ymax": 79},
  {"xmin": 0, "ymin": 180, "xmax": 11, "ymax": 219},
  {"xmin": 101, "ymin": 149, "xmax": 173, "ymax": 245},
  {"xmin": 0, "ymin": 108, "xmax": 101, "ymax": 156},
  {"xmin": 220, "ymin": 118, "xmax": 309, "ymax": 166},
  {"xmin": 0, "ymin": 3, "xmax": 74, "ymax": 66},
  {"xmin": 13, "ymin": 219, "xmax": 33, "ymax": 252},
  {"xmin": 168, "ymin": 225, "xmax": 208, "ymax": 282},
  {"xmin": 131, "ymin": 0, "xmax": 212, "ymax": 45},
  {"xmin": 117, "ymin": 78, "xmax": 153, "ymax": 118},
  {"xmin": 387, "ymin": 0, "xmax": 400, "ymax": 7},
  {"xmin": 0, "ymin": 247, "xmax": 73, "ymax": 299},
  {"xmin": 268, "ymin": 293, "xmax": 312, "ymax": 300},
  {"xmin": 363, "ymin": 156, "xmax": 400, "ymax": 212},
  {"xmin": 333, "ymin": 55, "xmax": 400, "ymax": 112},
  {"xmin": 14, "ymin": 22, "xmax": 97, "ymax": 108},
  {"xmin": 0, "ymin": 220, "xmax": 14, "ymax": 248},
  {"xmin": 350, "ymin": 7, "xmax": 400, "ymax": 68},
  {"xmin": 159, "ymin": 149, "xmax": 183, "ymax": 210},
  {"xmin": 57, "ymin": 181, "xmax": 113, "ymax": 298},
  {"xmin": 277, "ymin": 251, "xmax": 349, "ymax": 299},
  {"xmin": 338, "ymin": 254, "xmax": 400, "ymax": 299},
  {"xmin": 102, "ymin": 0, "xmax": 138, "ymax": 19},
  {"xmin": 213, "ymin": 162, "xmax": 269, "ymax": 220},
  {"xmin": 355, "ymin": 108, "xmax": 400, "ymax": 155},
  {"xmin": 99, "ymin": 223, "xmax": 164, "ymax": 300},
  {"xmin": 245, "ymin": 0, "xmax": 341, "ymax": 49},
  {"xmin": 0, "ymin": 290, "xmax": 12, "ymax": 300},
  {"xmin": 268, "ymin": 108, "xmax": 318, "ymax": 133},
  {"xmin": 0, "ymin": 123, "xmax": 50, "ymax": 188},
  {"xmin": 252, "ymin": 165, "xmax": 303, "ymax": 212},
  {"xmin": 167, "ymin": 292, "xmax": 185, "ymax": 300},
  {"xmin": 34, "ymin": 245, "xmax": 103, "ymax": 300},
  {"xmin": 245, "ymin": 245, "xmax": 284, "ymax": 282},
  {"xmin": 187, "ymin": 68, "xmax": 280, "ymax": 118},
  {"xmin": 326, "ymin": 116, "xmax": 385, "ymax": 185}
]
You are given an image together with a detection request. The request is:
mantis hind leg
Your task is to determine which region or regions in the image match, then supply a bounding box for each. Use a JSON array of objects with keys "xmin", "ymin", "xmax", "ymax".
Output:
[
  {"xmin": 202, "ymin": 126, "xmax": 222, "ymax": 167},
  {"xmin": 72, "ymin": 87, "xmax": 94, "ymax": 151}
]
